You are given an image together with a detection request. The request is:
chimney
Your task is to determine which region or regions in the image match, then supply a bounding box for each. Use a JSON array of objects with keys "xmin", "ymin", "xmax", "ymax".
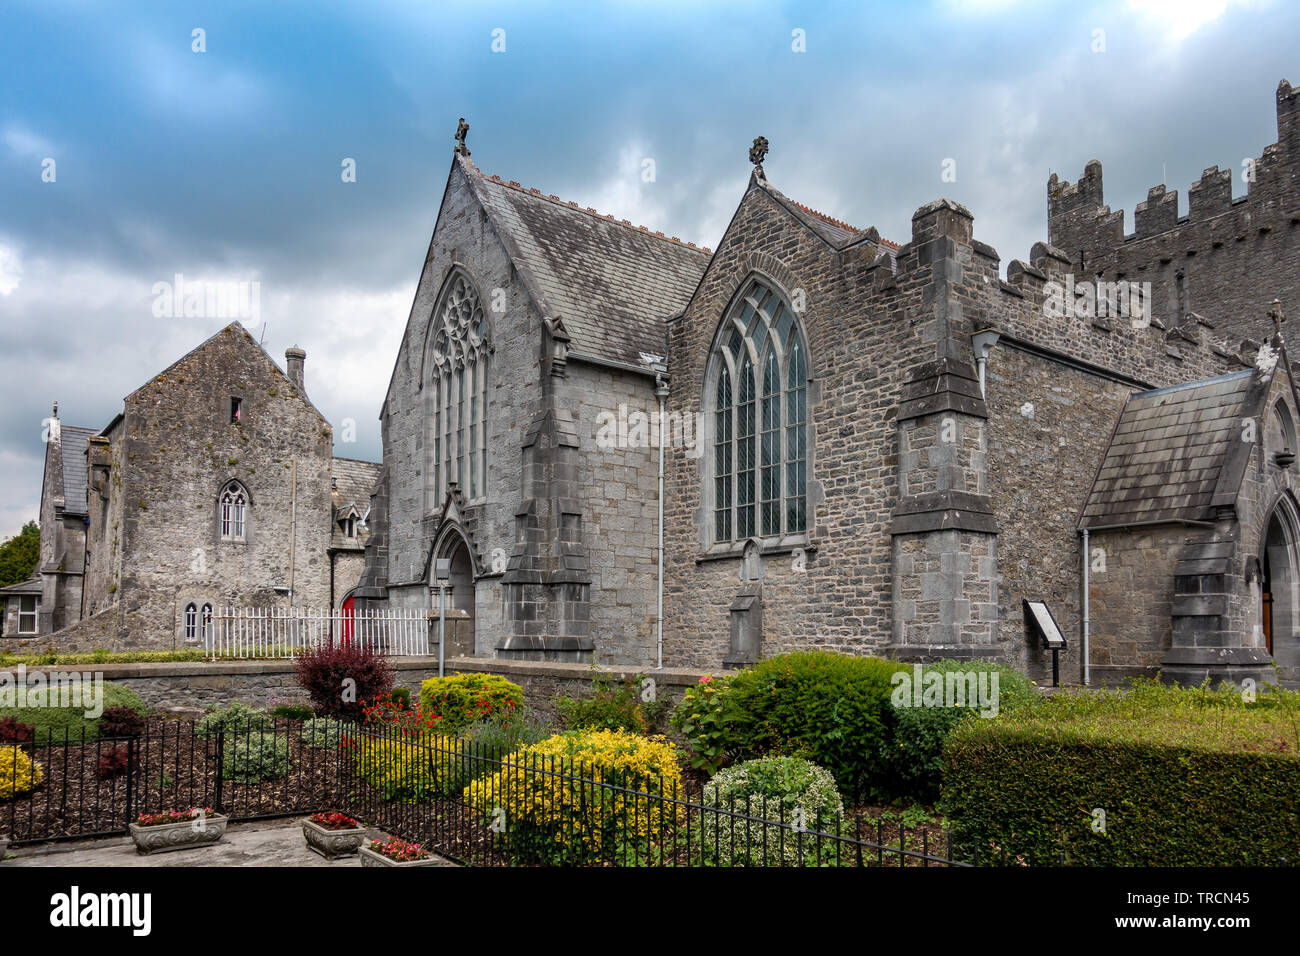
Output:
[{"xmin": 285, "ymin": 347, "xmax": 306, "ymax": 393}]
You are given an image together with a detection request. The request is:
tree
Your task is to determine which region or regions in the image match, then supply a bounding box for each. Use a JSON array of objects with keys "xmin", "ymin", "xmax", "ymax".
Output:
[{"xmin": 0, "ymin": 522, "xmax": 40, "ymax": 589}]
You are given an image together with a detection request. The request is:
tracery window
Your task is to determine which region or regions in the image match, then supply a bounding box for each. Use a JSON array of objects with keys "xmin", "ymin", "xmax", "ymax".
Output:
[
  {"xmin": 427, "ymin": 272, "xmax": 490, "ymax": 505},
  {"xmin": 219, "ymin": 481, "xmax": 248, "ymax": 541},
  {"xmin": 710, "ymin": 279, "xmax": 808, "ymax": 544}
]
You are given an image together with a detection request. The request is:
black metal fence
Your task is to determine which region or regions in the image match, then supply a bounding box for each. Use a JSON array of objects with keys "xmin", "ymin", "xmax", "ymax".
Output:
[{"xmin": 2, "ymin": 718, "xmax": 972, "ymax": 866}]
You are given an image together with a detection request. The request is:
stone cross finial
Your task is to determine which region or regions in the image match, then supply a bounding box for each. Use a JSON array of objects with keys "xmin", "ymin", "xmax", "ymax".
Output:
[
  {"xmin": 455, "ymin": 117, "xmax": 470, "ymax": 156},
  {"xmin": 749, "ymin": 136, "xmax": 769, "ymax": 168}
]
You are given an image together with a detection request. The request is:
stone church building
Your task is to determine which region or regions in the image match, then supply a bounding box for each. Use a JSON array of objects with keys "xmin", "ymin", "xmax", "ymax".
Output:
[
  {"xmin": 359, "ymin": 80, "xmax": 1300, "ymax": 686},
  {"xmin": 3, "ymin": 323, "xmax": 380, "ymax": 650}
]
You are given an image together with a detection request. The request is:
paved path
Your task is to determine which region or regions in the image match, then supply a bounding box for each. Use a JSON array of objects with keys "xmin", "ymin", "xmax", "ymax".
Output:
[{"xmin": 1, "ymin": 819, "xmax": 393, "ymax": 868}]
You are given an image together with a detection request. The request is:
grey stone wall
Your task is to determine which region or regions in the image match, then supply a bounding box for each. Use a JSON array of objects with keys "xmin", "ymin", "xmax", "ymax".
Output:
[{"xmin": 5, "ymin": 658, "xmax": 714, "ymax": 723}]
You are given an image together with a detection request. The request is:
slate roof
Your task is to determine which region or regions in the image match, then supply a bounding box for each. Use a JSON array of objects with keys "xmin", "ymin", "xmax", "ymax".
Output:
[
  {"xmin": 332, "ymin": 457, "xmax": 381, "ymax": 511},
  {"xmin": 1079, "ymin": 369, "xmax": 1265, "ymax": 529},
  {"xmin": 0, "ymin": 575, "xmax": 42, "ymax": 595},
  {"xmin": 463, "ymin": 157, "xmax": 712, "ymax": 367},
  {"xmin": 57, "ymin": 425, "xmax": 96, "ymax": 517},
  {"xmin": 331, "ymin": 457, "xmax": 381, "ymax": 549}
]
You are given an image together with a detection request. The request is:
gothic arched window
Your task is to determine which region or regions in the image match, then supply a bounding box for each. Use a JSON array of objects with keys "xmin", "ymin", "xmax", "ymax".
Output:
[
  {"xmin": 709, "ymin": 278, "xmax": 808, "ymax": 545},
  {"xmin": 426, "ymin": 271, "xmax": 491, "ymax": 507},
  {"xmin": 184, "ymin": 603, "xmax": 198, "ymax": 641},
  {"xmin": 219, "ymin": 480, "xmax": 248, "ymax": 541},
  {"xmin": 201, "ymin": 604, "xmax": 213, "ymax": 642}
]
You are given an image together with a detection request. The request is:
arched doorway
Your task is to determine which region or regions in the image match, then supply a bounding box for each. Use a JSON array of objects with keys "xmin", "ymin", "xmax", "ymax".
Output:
[
  {"xmin": 1262, "ymin": 497, "xmax": 1300, "ymax": 674},
  {"xmin": 433, "ymin": 530, "xmax": 476, "ymax": 657}
]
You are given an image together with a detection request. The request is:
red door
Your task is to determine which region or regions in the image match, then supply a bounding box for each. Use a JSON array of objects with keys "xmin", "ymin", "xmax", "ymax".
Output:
[{"xmin": 341, "ymin": 596, "xmax": 355, "ymax": 645}]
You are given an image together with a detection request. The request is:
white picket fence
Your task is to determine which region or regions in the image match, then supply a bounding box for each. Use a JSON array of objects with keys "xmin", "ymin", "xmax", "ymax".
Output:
[{"xmin": 205, "ymin": 606, "xmax": 432, "ymax": 659}]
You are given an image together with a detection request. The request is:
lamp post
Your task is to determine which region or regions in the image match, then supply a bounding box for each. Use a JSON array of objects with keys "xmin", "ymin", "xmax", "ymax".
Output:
[{"xmin": 435, "ymin": 558, "xmax": 451, "ymax": 678}]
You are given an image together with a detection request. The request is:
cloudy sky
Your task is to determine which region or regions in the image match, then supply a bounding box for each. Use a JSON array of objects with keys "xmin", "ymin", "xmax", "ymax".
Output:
[{"xmin": 0, "ymin": 0, "xmax": 1295, "ymax": 539}]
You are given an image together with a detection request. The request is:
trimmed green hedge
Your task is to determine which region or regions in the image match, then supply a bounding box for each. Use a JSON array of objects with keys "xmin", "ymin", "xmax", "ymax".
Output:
[{"xmin": 940, "ymin": 680, "xmax": 1300, "ymax": 866}]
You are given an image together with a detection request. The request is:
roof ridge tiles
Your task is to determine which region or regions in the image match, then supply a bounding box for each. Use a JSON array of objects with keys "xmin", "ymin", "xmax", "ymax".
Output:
[{"xmin": 474, "ymin": 165, "xmax": 713, "ymax": 255}]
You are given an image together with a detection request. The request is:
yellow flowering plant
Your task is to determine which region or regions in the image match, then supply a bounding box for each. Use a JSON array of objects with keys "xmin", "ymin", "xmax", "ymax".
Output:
[
  {"xmin": 464, "ymin": 728, "xmax": 683, "ymax": 865},
  {"xmin": 0, "ymin": 745, "xmax": 43, "ymax": 800}
]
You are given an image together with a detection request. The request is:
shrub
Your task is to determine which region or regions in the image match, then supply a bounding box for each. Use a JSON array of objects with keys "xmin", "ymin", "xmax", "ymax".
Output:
[
  {"xmin": 463, "ymin": 709, "xmax": 549, "ymax": 764},
  {"xmin": 718, "ymin": 651, "xmax": 902, "ymax": 802},
  {"xmin": 0, "ymin": 682, "xmax": 148, "ymax": 743},
  {"xmin": 269, "ymin": 703, "xmax": 314, "ymax": 721},
  {"xmin": 294, "ymin": 644, "xmax": 394, "ymax": 721},
  {"xmin": 699, "ymin": 756, "xmax": 845, "ymax": 866},
  {"xmin": 97, "ymin": 744, "xmax": 137, "ymax": 780},
  {"xmin": 98, "ymin": 705, "xmax": 147, "ymax": 738},
  {"xmin": 670, "ymin": 674, "xmax": 731, "ymax": 774},
  {"xmin": 886, "ymin": 660, "xmax": 1036, "ymax": 802},
  {"xmin": 464, "ymin": 729, "xmax": 682, "ymax": 865},
  {"xmin": 557, "ymin": 672, "xmax": 665, "ymax": 734},
  {"xmin": 419, "ymin": 673, "xmax": 523, "ymax": 735},
  {"xmin": 940, "ymin": 680, "xmax": 1300, "ymax": 866},
  {"xmin": 301, "ymin": 717, "xmax": 347, "ymax": 750},
  {"xmin": 0, "ymin": 745, "xmax": 43, "ymax": 799},
  {"xmin": 380, "ymin": 688, "xmax": 412, "ymax": 710},
  {"xmin": 0, "ymin": 716, "xmax": 34, "ymax": 745},
  {"xmin": 221, "ymin": 733, "xmax": 291, "ymax": 783},
  {"xmin": 354, "ymin": 731, "xmax": 461, "ymax": 801},
  {"xmin": 198, "ymin": 701, "xmax": 269, "ymax": 736}
]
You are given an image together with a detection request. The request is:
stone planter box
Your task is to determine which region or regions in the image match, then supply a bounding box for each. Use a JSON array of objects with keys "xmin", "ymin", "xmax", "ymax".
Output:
[
  {"xmin": 0, "ymin": 834, "xmax": 9, "ymax": 858},
  {"xmin": 129, "ymin": 813, "xmax": 228, "ymax": 855},
  {"xmin": 302, "ymin": 817, "xmax": 368, "ymax": 859},
  {"xmin": 358, "ymin": 841, "xmax": 448, "ymax": 867}
]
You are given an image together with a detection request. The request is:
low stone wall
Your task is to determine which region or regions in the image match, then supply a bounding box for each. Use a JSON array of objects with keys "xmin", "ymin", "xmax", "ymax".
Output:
[
  {"xmin": 4, "ymin": 656, "xmax": 720, "ymax": 720},
  {"xmin": 442, "ymin": 658, "xmax": 717, "ymax": 725}
]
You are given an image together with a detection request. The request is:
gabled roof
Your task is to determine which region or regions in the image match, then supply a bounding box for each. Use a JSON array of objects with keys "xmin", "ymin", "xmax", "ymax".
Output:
[
  {"xmin": 1079, "ymin": 368, "xmax": 1268, "ymax": 528},
  {"xmin": 129, "ymin": 322, "xmax": 330, "ymax": 428},
  {"xmin": 55, "ymin": 425, "xmax": 96, "ymax": 517},
  {"xmin": 460, "ymin": 155, "xmax": 712, "ymax": 367}
]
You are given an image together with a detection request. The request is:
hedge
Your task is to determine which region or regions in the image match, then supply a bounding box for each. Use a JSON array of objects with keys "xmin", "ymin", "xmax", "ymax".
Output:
[{"xmin": 940, "ymin": 680, "xmax": 1300, "ymax": 866}]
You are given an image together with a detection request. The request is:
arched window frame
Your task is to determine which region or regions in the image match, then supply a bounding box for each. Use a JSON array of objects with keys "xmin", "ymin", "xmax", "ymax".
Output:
[
  {"xmin": 184, "ymin": 603, "xmax": 198, "ymax": 641},
  {"xmin": 704, "ymin": 277, "xmax": 810, "ymax": 550},
  {"xmin": 201, "ymin": 604, "xmax": 213, "ymax": 642},
  {"xmin": 423, "ymin": 269, "xmax": 491, "ymax": 510},
  {"xmin": 218, "ymin": 480, "xmax": 249, "ymax": 542}
]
